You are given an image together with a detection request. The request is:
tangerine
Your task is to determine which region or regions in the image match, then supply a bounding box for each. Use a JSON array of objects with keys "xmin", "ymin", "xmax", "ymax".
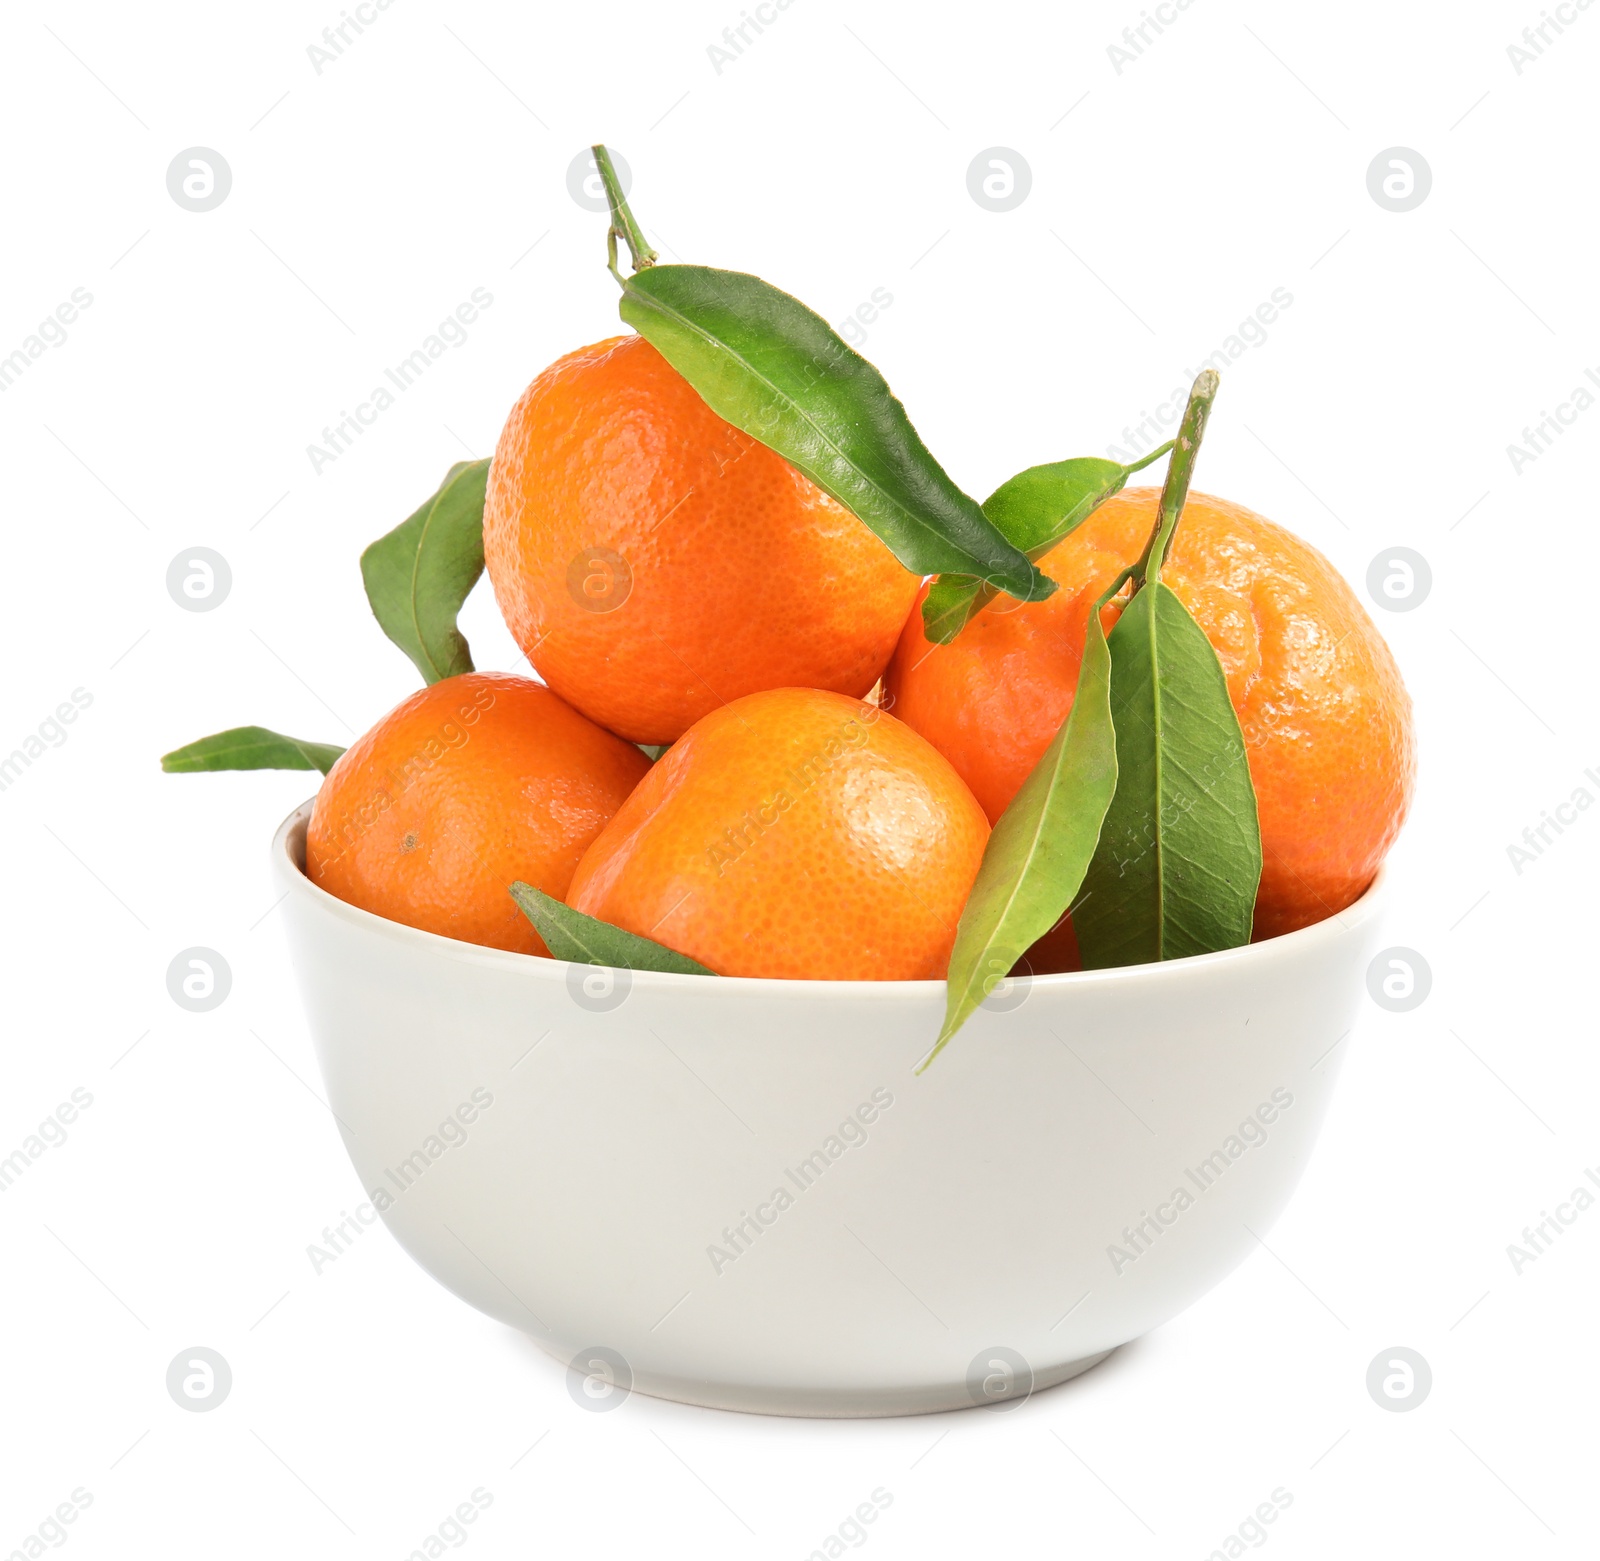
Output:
[
  {"xmin": 305, "ymin": 673, "xmax": 650, "ymax": 954},
  {"xmin": 566, "ymin": 687, "xmax": 989, "ymax": 979},
  {"xmin": 483, "ymin": 335, "xmax": 922, "ymax": 745},
  {"xmin": 884, "ymin": 488, "xmax": 1415, "ymax": 940}
]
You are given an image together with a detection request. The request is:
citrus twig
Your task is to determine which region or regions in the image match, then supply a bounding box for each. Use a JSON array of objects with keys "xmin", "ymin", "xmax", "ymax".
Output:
[
  {"xmin": 593, "ymin": 143, "xmax": 657, "ymax": 279},
  {"xmin": 1129, "ymin": 372, "xmax": 1219, "ymax": 590}
]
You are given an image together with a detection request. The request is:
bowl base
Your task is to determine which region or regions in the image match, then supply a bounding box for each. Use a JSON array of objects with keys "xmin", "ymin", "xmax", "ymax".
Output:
[{"xmin": 547, "ymin": 1345, "xmax": 1120, "ymax": 1419}]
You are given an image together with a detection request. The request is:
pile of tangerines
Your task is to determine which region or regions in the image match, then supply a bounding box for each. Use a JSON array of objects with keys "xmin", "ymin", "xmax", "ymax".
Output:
[{"xmin": 298, "ymin": 326, "xmax": 1413, "ymax": 982}]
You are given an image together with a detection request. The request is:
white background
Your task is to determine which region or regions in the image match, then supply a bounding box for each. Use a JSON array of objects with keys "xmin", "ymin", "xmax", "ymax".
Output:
[{"xmin": 2, "ymin": 0, "xmax": 1597, "ymax": 1555}]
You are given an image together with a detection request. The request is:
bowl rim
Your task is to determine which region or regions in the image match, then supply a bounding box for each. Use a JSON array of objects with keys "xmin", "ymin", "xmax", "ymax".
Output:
[{"xmin": 272, "ymin": 798, "xmax": 1387, "ymax": 1001}]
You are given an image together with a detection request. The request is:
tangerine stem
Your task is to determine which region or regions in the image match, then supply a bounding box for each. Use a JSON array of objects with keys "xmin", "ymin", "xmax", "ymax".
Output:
[
  {"xmin": 1133, "ymin": 371, "xmax": 1218, "ymax": 589},
  {"xmin": 593, "ymin": 144, "xmax": 657, "ymax": 279},
  {"xmin": 1124, "ymin": 438, "xmax": 1176, "ymax": 477}
]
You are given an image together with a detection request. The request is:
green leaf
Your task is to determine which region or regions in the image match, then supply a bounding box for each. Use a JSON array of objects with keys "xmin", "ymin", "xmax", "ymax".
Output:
[
  {"xmin": 616, "ymin": 265, "xmax": 1053, "ymax": 605},
  {"xmin": 1074, "ymin": 582, "xmax": 1261, "ymax": 968},
  {"xmin": 922, "ymin": 455, "xmax": 1152, "ymax": 645},
  {"xmin": 161, "ymin": 726, "xmax": 345, "ymax": 775},
  {"xmin": 360, "ymin": 458, "xmax": 490, "ymax": 684},
  {"xmin": 984, "ymin": 456, "xmax": 1135, "ymax": 554},
  {"xmin": 918, "ymin": 574, "xmax": 990, "ymax": 647},
  {"xmin": 923, "ymin": 609, "xmax": 1119, "ymax": 1069},
  {"xmin": 509, "ymin": 882, "xmax": 716, "ymax": 975}
]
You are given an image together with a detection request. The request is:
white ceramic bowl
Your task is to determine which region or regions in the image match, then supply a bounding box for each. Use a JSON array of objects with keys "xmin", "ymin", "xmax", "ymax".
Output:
[{"xmin": 273, "ymin": 800, "xmax": 1383, "ymax": 1417}]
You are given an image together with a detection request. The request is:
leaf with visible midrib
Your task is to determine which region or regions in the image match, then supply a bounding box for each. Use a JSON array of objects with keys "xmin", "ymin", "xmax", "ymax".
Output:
[
  {"xmin": 360, "ymin": 458, "xmax": 490, "ymax": 684},
  {"xmin": 922, "ymin": 456, "xmax": 1139, "ymax": 644},
  {"xmin": 509, "ymin": 882, "xmax": 716, "ymax": 975},
  {"xmin": 617, "ymin": 264, "xmax": 1052, "ymax": 605},
  {"xmin": 161, "ymin": 726, "xmax": 345, "ymax": 774},
  {"xmin": 923, "ymin": 609, "xmax": 1119, "ymax": 1068},
  {"xmin": 1074, "ymin": 582, "xmax": 1261, "ymax": 967}
]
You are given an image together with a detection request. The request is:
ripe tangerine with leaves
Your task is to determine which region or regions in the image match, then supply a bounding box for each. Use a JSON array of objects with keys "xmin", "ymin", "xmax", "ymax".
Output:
[
  {"xmin": 483, "ymin": 335, "xmax": 923, "ymax": 745},
  {"xmin": 885, "ymin": 488, "xmax": 1415, "ymax": 941}
]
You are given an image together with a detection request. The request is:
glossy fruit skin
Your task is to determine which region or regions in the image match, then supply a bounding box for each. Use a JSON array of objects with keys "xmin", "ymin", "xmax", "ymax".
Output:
[
  {"xmin": 483, "ymin": 335, "xmax": 923, "ymax": 745},
  {"xmin": 567, "ymin": 688, "xmax": 990, "ymax": 980},
  {"xmin": 305, "ymin": 673, "xmax": 650, "ymax": 955},
  {"xmin": 885, "ymin": 488, "xmax": 1415, "ymax": 941}
]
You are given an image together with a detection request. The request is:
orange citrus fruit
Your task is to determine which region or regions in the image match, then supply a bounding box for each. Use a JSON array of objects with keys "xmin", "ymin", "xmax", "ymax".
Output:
[
  {"xmin": 305, "ymin": 672, "xmax": 650, "ymax": 954},
  {"xmin": 884, "ymin": 488, "xmax": 1415, "ymax": 941},
  {"xmin": 483, "ymin": 335, "xmax": 923, "ymax": 745},
  {"xmin": 566, "ymin": 687, "xmax": 990, "ymax": 979}
]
